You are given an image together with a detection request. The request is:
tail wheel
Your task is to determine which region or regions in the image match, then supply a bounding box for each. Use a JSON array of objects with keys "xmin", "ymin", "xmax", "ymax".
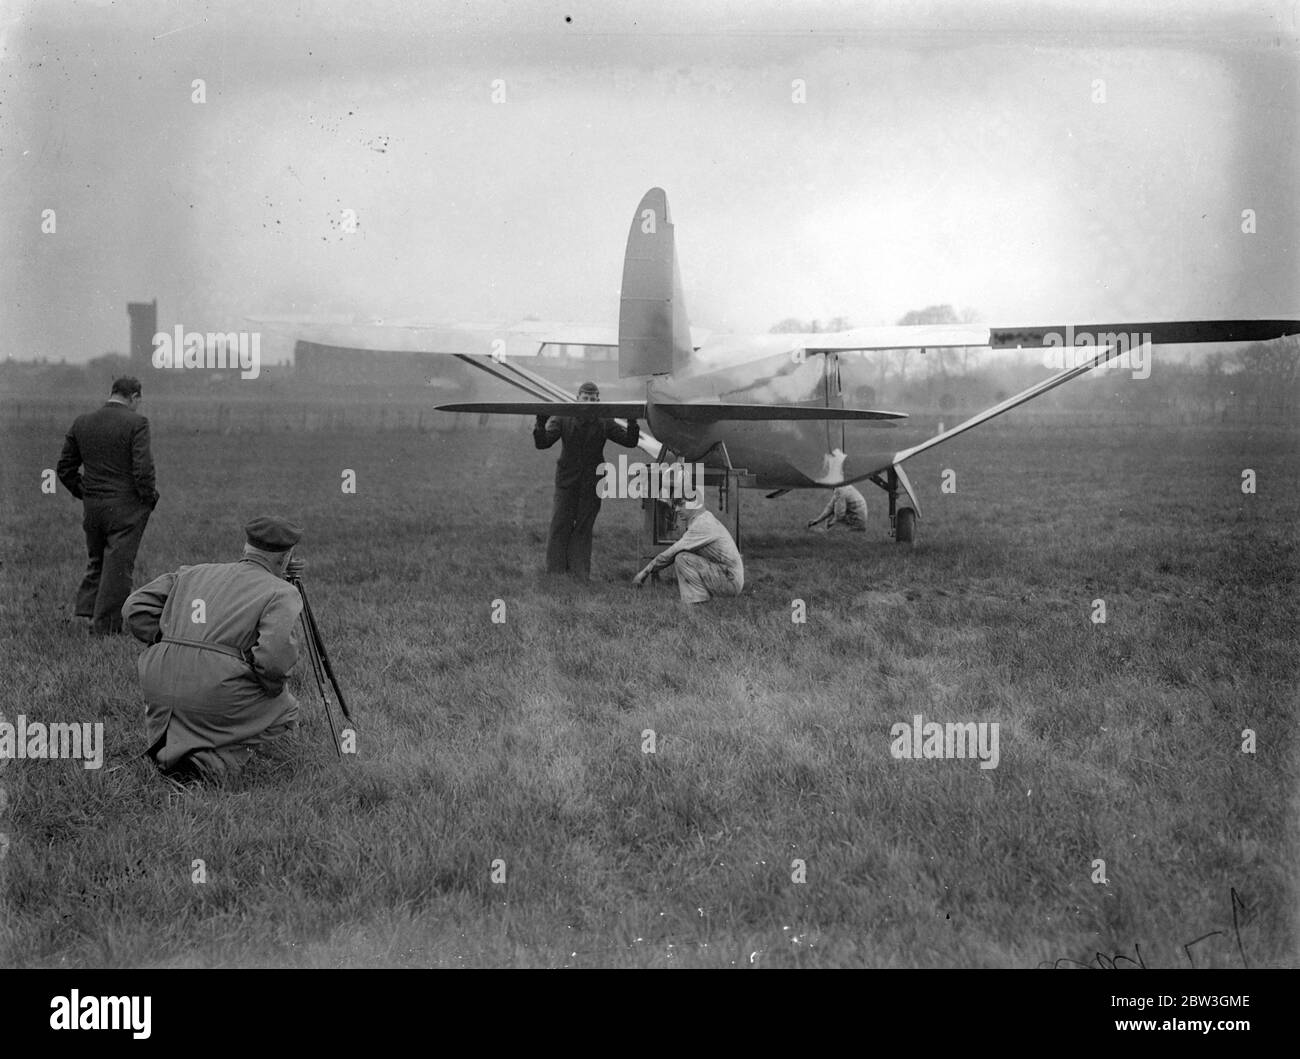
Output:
[{"xmin": 895, "ymin": 507, "xmax": 916, "ymax": 544}]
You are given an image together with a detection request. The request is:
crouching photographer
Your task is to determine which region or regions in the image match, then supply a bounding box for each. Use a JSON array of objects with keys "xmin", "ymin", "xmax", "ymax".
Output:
[{"xmin": 123, "ymin": 516, "xmax": 306, "ymax": 785}]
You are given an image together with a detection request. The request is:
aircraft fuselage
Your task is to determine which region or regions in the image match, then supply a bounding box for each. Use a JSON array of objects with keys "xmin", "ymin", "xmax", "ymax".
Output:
[{"xmin": 644, "ymin": 342, "xmax": 904, "ymax": 489}]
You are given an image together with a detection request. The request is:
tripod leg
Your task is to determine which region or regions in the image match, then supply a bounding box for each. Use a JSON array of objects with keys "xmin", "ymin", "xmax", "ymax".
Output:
[
  {"xmin": 298, "ymin": 580, "xmax": 353, "ymax": 723},
  {"xmin": 298, "ymin": 593, "xmax": 342, "ymax": 759}
]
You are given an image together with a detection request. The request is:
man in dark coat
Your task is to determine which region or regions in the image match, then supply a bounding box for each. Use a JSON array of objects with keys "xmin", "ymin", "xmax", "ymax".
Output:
[
  {"xmin": 533, "ymin": 381, "xmax": 639, "ymax": 579},
  {"xmin": 57, "ymin": 376, "xmax": 159, "ymax": 634}
]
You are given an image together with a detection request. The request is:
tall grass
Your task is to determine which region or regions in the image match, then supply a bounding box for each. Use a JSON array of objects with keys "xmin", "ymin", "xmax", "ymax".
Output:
[{"xmin": 0, "ymin": 417, "xmax": 1294, "ymax": 967}]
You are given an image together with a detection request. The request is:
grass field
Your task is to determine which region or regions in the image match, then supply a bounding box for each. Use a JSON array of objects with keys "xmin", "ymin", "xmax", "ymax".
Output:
[{"xmin": 1, "ymin": 414, "xmax": 1296, "ymax": 968}]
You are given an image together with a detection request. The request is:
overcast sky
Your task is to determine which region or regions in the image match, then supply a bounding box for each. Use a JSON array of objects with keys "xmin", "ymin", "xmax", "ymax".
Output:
[{"xmin": 2, "ymin": 0, "xmax": 1296, "ymax": 363}]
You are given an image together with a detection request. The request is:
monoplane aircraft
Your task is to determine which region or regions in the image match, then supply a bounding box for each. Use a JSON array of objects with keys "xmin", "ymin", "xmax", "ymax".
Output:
[{"xmin": 290, "ymin": 188, "xmax": 1299, "ymax": 543}]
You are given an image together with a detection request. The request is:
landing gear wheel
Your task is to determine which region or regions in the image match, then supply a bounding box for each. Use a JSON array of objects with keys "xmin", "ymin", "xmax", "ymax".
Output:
[{"xmin": 894, "ymin": 507, "xmax": 916, "ymax": 544}]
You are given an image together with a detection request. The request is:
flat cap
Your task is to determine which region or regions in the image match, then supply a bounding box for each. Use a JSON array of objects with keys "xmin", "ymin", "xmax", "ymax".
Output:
[{"xmin": 244, "ymin": 515, "xmax": 303, "ymax": 552}]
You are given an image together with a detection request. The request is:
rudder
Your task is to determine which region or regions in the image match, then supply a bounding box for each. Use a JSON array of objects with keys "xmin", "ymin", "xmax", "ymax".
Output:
[{"xmin": 618, "ymin": 188, "xmax": 692, "ymax": 378}]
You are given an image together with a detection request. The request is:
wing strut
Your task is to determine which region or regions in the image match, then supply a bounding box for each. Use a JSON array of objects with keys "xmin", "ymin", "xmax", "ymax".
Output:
[
  {"xmin": 891, "ymin": 339, "xmax": 1130, "ymax": 466},
  {"xmin": 447, "ymin": 354, "xmax": 664, "ymax": 458}
]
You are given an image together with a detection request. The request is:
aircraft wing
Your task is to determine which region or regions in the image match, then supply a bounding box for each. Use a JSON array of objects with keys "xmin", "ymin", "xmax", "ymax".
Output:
[
  {"xmin": 656, "ymin": 403, "xmax": 905, "ymax": 422},
  {"xmin": 256, "ymin": 319, "xmax": 719, "ymax": 358},
  {"xmin": 829, "ymin": 316, "xmax": 1300, "ymax": 516},
  {"xmin": 800, "ymin": 324, "xmax": 990, "ymax": 352},
  {"xmin": 491, "ymin": 321, "xmax": 619, "ymax": 348},
  {"xmin": 889, "ymin": 317, "xmax": 1300, "ymax": 467},
  {"xmin": 987, "ymin": 319, "xmax": 1300, "ymax": 348},
  {"xmin": 252, "ymin": 319, "xmax": 617, "ymax": 358},
  {"xmin": 268, "ymin": 317, "xmax": 1294, "ymax": 356},
  {"xmin": 799, "ymin": 318, "xmax": 1300, "ymax": 353},
  {"xmin": 478, "ymin": 320, "xmax": 714, "ymax": 348}
]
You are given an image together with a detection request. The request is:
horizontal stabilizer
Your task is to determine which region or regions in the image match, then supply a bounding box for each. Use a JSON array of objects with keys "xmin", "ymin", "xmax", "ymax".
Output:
[
  {"xmin": 437, "ymin": 401, "xmax": 648, "ymax": 419},
  {"xmin": 656, "ymin": 403, "xmax": 906, "ymax": 423},
  {"xmin": 437, "ymin": 399, "xmax": 904, "ymax": 424}
]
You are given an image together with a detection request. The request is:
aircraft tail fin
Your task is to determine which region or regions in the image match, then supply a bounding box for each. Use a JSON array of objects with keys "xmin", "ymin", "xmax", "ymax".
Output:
[{"xmin": 619, "ymin": 187, "xmax": 693, "ymax": 379}]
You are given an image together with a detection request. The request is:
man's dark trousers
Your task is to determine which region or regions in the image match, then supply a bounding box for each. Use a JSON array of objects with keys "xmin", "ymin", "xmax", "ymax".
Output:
[
  {"xmin": 546, "ymin": 484, "xmax": 600, "ymax": 578},
  {"xmin": 77, "ymin": 498, "xmax": 152, "ymax": 634}
]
